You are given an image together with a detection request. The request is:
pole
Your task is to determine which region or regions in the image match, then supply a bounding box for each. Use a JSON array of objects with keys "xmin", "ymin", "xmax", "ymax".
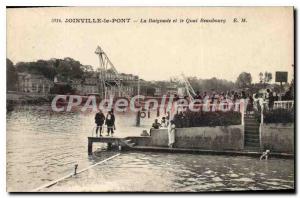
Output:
[
  {"xmin": 137, "ymin": 77, "xmax": 140, "ymax": 98},
  {"xmin": 136, "ymin": 110, "xmax": 141, "ymax": 126},
  {"xmin": 88, "ymin": 138, "xmax": 93, "ymax": 155}
]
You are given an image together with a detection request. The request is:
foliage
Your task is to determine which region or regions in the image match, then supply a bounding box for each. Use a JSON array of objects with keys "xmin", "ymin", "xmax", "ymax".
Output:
[
  {"xmin": 173, "ymin": 111, "xmax": 241, "ymax": 128},
  {"xmin": 15, "ymin": 57, "xmax": 93, "ymax": 81},
  {"xmin": 50, "ymin": 84, "xmax": 75, "ymax": 95},
  {"xmin": 16, "ymin": 60, "xmax": 57, "ymax": 80},
  {"xmin": 7, "ymin": 58, "xmax": 18, "ymax": 91},
  {"xmin": 235, "ymin": 72, "xmax": 252, "ymax": 88},
  {"xmin": 259, "ymin": 71, "xmax": 273, "ymax": 84},
  {"xmin": 169, "ymin": 76, "xmax": 237, "ymax": 94},
  {"xmin": 263, "ymin": 72, "xmax": 272, "ymax": 83},
  {"xmin": 183, "ymin": 77, "xmax": 235, "ymax": 93},
  {"xmin": 263, "ymin": 108, "xmax": 294, "ymax": 124},
  {"xmin": 259, "ymin": 72, "xmax": 264, "ymax": 83},
  {"xmin": 254, "ymin": 108, "xmax": 294, "ymax": 124}
]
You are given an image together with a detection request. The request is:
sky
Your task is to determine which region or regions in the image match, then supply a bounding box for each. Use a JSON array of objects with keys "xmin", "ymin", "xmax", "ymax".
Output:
[{"xmin": 7, "ymin": 7, "xmax": 294, "ymax": 83}]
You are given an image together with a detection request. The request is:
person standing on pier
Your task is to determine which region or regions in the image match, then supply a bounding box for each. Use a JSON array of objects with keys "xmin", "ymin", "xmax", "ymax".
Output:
[
  {"xmin": 168, "ymin": 120, "xmax": 176, "ymax": 148},
  {"xmin": 95, "ymin": 110, "xmax": 105, "ymax": 137},
  {"xmin": 105, "ymin": 110, "xmax": 115, "ymax": 137}
]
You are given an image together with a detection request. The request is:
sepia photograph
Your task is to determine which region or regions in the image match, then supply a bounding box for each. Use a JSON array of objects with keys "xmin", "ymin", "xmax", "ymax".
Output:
[{"xmin": 6, "ymin": 6, "xmax": 295, "ymax": 192}]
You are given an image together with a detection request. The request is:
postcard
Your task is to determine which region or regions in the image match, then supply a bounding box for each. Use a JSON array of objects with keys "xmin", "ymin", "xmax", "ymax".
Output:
[{"xmin": 6, "ymin": 6, "xmax": 294, "ymax": 192}]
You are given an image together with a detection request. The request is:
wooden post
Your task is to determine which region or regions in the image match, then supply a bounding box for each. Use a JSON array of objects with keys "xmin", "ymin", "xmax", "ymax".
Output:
[
  {"xmin": 88, "ymin": 138, "xmax": 93, "ymax": 155},
  {"xmin": 107, "ymin": 142, "xmax": 112, "ymax": 150},
  {"xmin": 136, "ymin": 111, "xmax": 141, "ymax": 126},
  {"xmin": 259, "ymin": 103, "xmax": 264, "ymax": 151}
]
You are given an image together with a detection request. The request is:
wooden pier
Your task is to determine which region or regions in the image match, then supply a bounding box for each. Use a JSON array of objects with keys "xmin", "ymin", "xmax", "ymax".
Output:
[
  {"xmin": 87, "ymin": 136, "xmax": 294, "ymax": 159},
  {"xmin": 88, "ymin": 137, "xmax": 124, "ymax": 155}
]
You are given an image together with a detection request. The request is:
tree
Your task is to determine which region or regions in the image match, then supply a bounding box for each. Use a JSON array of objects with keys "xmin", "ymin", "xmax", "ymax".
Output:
[
  {"xmin": 7, "ymin": 58, "xmax": 18, "ymax": 91},
  {"xmin": 55, "ymin": 57, "xmax": 84, "ymax": 79},
  {"xmin": 50, "ymin": 83, "xmax": 75, "ymax": 95},
  {"xmin": 15, "ymin": 57, "xmax": 86, "ymax": 81},
  {"xmin": 173, "ymin": 76, "xmax": 235, "ymax": 94},
  {"xmin": 15, "ymin": 60, "xmax": 57, "ymax": 80},
  {"xmin": 259, "ymin": 72, "xmax": 264, "ymax": 83},
  {"xmin": 236, "ymin": 72, "xmax": 252, "ymax": 88},
  {"xmin": 264, "ymin": 72, "xmax": 272, "ymax": 84}
]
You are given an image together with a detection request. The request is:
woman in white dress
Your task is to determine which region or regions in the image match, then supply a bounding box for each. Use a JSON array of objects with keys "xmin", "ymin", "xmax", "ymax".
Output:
[{"xmin": 168, "ymin": 120, "xmax": 176, "ymax": 148}]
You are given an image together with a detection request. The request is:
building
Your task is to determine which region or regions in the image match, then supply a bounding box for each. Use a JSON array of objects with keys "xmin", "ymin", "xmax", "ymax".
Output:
[
  {"xmin": 69, "ymin": 71, "xmax": 139, "ymax": 97},
  {"xmin": 70, "ymin": 76, "xmax": 99, "ymax": 95},
  {"xmin": 17, "ymin": 72, "xmax": 54, "ymax": 94},
  {"xmin": 81, "ymin": 76, "xmax": 99, "ymax": 95}
]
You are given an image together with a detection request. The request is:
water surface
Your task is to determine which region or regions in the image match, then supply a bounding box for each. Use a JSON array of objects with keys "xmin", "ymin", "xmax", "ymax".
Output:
[{"xmin": 6, "ymin": 105, "xmax": 294, "ymax": 192}]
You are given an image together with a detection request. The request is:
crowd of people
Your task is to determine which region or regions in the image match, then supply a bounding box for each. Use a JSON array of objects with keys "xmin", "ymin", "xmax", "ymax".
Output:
[
  {"xmin": 175, "ymin": 86, "xmax": 293, "ymax": 113},
  {"xmin": 190, "ymin": 89, "xmax": 281, "ymax": 108},
  {"xmin": 151, "ymin": 87, "xmax": 293, "ymax": 130}
]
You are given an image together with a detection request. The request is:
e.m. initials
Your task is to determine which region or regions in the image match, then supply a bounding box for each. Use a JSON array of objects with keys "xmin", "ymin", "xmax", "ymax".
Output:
[{"xmin": 233, "ymin": 18, "xmax": 247, "ymax": 23}]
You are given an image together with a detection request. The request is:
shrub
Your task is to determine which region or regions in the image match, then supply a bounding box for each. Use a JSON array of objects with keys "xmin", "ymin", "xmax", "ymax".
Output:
[
  {"xmin": 173, "ymin": 111, "xmax": 241, "ymax": 128},
  {"xmin": 263, "ymin": 108, "xmax": 294, "ymax": 124}
]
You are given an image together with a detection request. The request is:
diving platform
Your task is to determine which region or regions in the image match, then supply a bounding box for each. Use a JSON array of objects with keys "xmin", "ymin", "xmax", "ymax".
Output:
[
  {"xmin": 88, "ymin": 136, "xmax": 138, "ymax": 155},
  {"xmin": 88, "ymin": 137, "xmax": 123, "ymax": 155}
]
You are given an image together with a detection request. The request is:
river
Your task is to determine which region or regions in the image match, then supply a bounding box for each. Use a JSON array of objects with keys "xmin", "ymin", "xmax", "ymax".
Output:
[{"xmin": 6, "ymin": 105, "xmax": 294, "ymax": 192}]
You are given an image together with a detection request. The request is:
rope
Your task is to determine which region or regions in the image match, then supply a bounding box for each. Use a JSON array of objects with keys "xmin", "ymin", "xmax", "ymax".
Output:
[{"xmin": 33, "ymin": 153, "xmax": 121, "ymax": 192}]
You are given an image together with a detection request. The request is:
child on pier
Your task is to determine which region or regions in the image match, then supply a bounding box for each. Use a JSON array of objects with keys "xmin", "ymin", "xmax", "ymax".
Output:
[
  {"xmin": 95, "ymin": 110, "xmax": 105, "ymax": 137},
  {"xmin": 105, "ymin": 111, "xmax": 116, "ymax": 137}
]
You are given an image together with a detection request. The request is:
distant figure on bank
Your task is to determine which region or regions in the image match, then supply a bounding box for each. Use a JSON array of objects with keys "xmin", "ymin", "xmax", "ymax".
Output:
[
  {"xmin": 168, "ymin": 120, "xmax": 176, "ymax": 148},
  {"xmin": 266, "ymin": 89, "xmax": 274, "ymax": 110},
  {"xmin": 246, "ymin": 95, "xmax": 254, "ymax": 114},
  {"xmin": 161, "ymin": 117, "xmax": 168, "ymax": 128},
  {"xmin": 95, "ymin": 110, "xmax": 105, "ymax": 137},
  {"xmin": 105, "ymin": 111, "xmax": 115, "ymax": 136},
  {"xmin": 254, "ymin": 93, "xmax": 264, "ymax": 112},
  {"xmin": 152, "ymin": 119, "xmax": 161, "ymax": 129}
]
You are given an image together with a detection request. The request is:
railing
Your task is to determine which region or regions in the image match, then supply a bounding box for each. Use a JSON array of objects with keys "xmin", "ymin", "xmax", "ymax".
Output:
[
  {"xmin": 260, "ymin": 100, "xmax": 294, "ymax": 124},
  {"xmin": 273, "ymin": 100, "xmax": 294, "ymax": 109}
]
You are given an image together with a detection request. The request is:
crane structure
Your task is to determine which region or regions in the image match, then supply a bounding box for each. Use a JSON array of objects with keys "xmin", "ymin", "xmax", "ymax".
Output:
[
  {"xmin": 95, "ymin": 46, "xmax": 128, "ymax": 99},
  {"xmin": 181, "ymin": 73, "xmax": 196, "ymax": 101}
]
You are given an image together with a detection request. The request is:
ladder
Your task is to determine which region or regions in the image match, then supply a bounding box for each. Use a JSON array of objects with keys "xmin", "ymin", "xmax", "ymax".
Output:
[
  {"xmin": 181, "ymin": 73, "xmax": 196, "ymax": 101},
  {"xmin": 95, "ymin": 46, "xmax": 129, "ymax": 98}
]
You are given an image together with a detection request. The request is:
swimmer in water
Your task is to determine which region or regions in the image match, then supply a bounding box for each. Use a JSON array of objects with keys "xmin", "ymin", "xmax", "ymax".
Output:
[{"xmin": 260, "ymin": 150, "xmax": 270, "ymax": 160}]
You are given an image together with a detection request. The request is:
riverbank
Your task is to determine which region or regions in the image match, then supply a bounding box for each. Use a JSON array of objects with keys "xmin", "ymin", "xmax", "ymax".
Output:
[{"xmin": 7, "ymin": 91, "xmax": 52, "ymax": 104}]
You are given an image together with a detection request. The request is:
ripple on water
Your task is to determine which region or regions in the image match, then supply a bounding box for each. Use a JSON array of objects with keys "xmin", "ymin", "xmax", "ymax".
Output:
[{"xmin": 232, "ymin": 178, "xmax": 255, "ymax": 182}]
